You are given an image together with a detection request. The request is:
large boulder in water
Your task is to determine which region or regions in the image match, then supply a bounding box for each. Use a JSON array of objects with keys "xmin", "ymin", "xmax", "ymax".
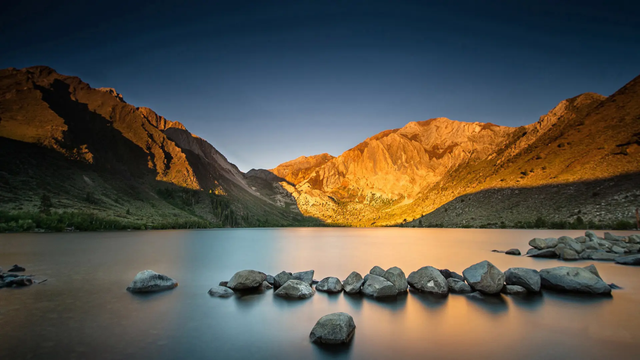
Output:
[
  {"xmin": 383, "ymin": 266, "xmax": 408, "ymax": 292},
  {"xmin": 309, "ymin": 312, "xmax": 356, "ymax": 344},
  {"xmin": 274, "ymin": 280, "xmax": 315, "ymax": 299},
  {"xmin": 208, "ymin": 286, "xmax": 234, "ymax": 297},
  {"xmin": 407, "ymin": 266, "xmax": 448, "ymax": 296},
  {"xmin": 504, "ymin": 268, "xmax": 540, "ymax": 292},
  {"xmin": 528, "ymin": 238, "xmax": 558, "ymax": 250},
  {"xmin": 369, "ymin": 266, "xmax": 385, "ymax": 276},
  {"xmin": 274, "ymin": 271, "xmax": 294, "ymax": 288},
  {"xmin": 539, "ymin": 266, "xmax": 611, "ymax": 294},
  {"xmin": 293, "ymin": 270, "xmax": 314, "ymax": 285},
  {"xmin": 316, "ymin": 277, "xmax": 343, "ymax": 293},
  {"xmin": 462, "ymin": 261, "xmax": 505, "ymax": 295},
  {"xmin": 439, "ymin": 269, "xmax": 464, "ymax": 281},
  {"xmin": 227, "ymin": 270, "xmax": 267, "ymax": 290},
  {"xmin": 343, "ymin": 271, "xmax": 364, "ymax": 294},
  {"xmin": 615, "ymin": 254, "xmax": 640, "ymax": 265},
  {"xmin": 361, "ymin": 275, "xmax": 397, "ymax": 298},
  {"xmin": 447, "ymin": 278, "xmax": 472, "ymax": 293},
  {"xmin": 126, "ymin": 270, "xmax": 178, "ymax": 293}
]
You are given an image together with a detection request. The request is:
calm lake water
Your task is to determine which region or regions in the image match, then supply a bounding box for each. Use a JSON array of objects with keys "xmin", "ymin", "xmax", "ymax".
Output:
[{"xmin": 1, "ymin": 228, "xmax": 640, "ymax": 360}]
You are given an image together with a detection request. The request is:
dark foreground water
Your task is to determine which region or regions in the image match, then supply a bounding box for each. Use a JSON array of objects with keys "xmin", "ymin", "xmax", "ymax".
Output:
[{"xmin": 1, "ymin": 228, "xmax": 640, "ymax": 360}]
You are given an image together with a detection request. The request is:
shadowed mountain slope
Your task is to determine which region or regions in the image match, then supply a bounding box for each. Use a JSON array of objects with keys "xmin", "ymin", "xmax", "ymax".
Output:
[{"xmin": 0, "ymin": 66, "xmax": 319, "ymax": 229}]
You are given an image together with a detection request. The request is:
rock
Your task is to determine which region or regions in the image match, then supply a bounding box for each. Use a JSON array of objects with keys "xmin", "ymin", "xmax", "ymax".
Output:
[
  {"xmin": 611, "ymin": 246, "xmax": 625, "ymax": 255},
  {"xmin": 491, "ymin": 249, "xmax": 505, "ymax": 253},
  {"xmin": 219, "ymin": 281, "xmax": 229, "ymax": 287},
  {"xmin": 312, "ymin": 279, "xmax": 319, "ymax": 285},
  {"xmin": 361, "ymin": 275, "xmax": 397, "ymax": 298},
  {"xmin": 583, "ymin": 241, "xmax": 601, "ymax": 251},
  {"xmin": 292, "ymin": 270, "xmax": 314, "ymax": 285},
  {"xmin": 529, "ymin": 237, "xmax": 558, "ymax": 249},
  {"xmin": 557, "ymin": 248, "xmax": 580, "ymax": 261},
  {"xmin": 369, "ymin": 266, "xmax": 385, "ymax": 276},
  {"xmin": 505, "ymin": 248, "xmax": 521, "ymax": 256},
  {"xmin": 502, "ymin": 285, "xmax": 527, "ymax": 295},
  {"xmin": 626, "ymin": 244, "xmax": 640, "ymax": 252},
  {"xmin": 575, "ymin": 236, "xmax": 587, "ymax": 243},
  {"xmin": 585, "ymin": 230, "xmax": 601, "ymax": 241},
  {"xmin": 8, "ymin": 264, "xmax": 25, "ymax": 272},
  {"xmin": 596, "ymin": 240, "xmax": 613, "ymax": 251},
  {"xmin": 266, "ymin": 275, "xmax": 275, "ymax": 285},
  {"xmin": 604, "ymin": 232, "xmax": 626, "ymax": 242},
  {"xmin": 615, "ymin": 254, "xmax": 640, "ymax": 265},
  {"xmin": 580, "ymin": 250, "xmax": 618, "ymax": 261},
  {"xmin": 447, "ymin": 278, "xmax": 472, "ymax": 293},
  {"xmin": 274, "ymin": 280, "xmax": 315, "ymax": 299},
  {"xmin": 5, "ymin": 276, "xmax": 34, "ymax": 287},
  {"xmin": 363, "ymin": 274, "xmax": 370, "ymax": 283},
  {"xmin": 462, "ymin": 261, "xmax": 505, "ymax": 295},
  {"xmin": 274, "ymin": 271, "xmax": 293, "ymax": 288},
  {"xmin": 261, "ymin": 281, "xmax": 273, "ymax": 290},
  {"xmin": 126, "ymin": 270, "xmax": 178, "ymax": 293},
  {"xmin": 583, "ymin": 264, "xmax": 602, "ymax": 279},
  {"xmin": 527, "ymin": 248, "xmax": 558, "ymax": 258},
  {"xmin": 628, "ymin": 234, "xmax": 640, "ymax": 244},
  {"xmin": 343, "ymin": 271, "xmax": 365, "ymax": 294},
  {"xmin": 504, "ymin": 268, "xmax": 541, "ymax": 292},
  {"xmin": 439, "ymin": 269, "xmax": 464, "ymax": 281},
  {"xmin": 309, "ymin": 312, "xmax": 356, "ymax": 344},
  {"xmin": 540, "ymin": 266, "xmax": 611, "ymax": 294},
  {"xmin": 608, "ymin": 283, "xmax": 622, "ymax": 290},
  {"xmin": 407, "ymin": 266, "xmax": 449, "ymax": 296},
  {"xmin": 208, "ymin": 286, "xmax": 234, "ymax": 297},
  {"xmin": 383, "ymin": 266, "xmax": 408, "ymax": 292},
  {"xmin": 558, "ymin": 237, "xmax": 584, "ymax": 253},
  {"xmin": 227, "ymin": 270, "xmax": 267, "ymax": 290},
  {"xmin": 316, "ymin": 277, "xmax": 343, "ymax": 293}
]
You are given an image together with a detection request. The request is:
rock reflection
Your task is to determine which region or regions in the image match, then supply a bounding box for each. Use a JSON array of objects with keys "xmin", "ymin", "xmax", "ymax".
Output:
[
  {"xmin": 464, "ymin": 293, "xmax": 509, "ymax": 314},
  {"xmin": 408, "ymin": 289, "xmax": 448, "ymax": 310}
]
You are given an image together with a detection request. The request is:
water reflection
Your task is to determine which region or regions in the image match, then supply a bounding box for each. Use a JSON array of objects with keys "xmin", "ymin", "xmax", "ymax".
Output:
[{"xmin": 1, "ymin": 228, "xmax": 640, "ymax": 360}]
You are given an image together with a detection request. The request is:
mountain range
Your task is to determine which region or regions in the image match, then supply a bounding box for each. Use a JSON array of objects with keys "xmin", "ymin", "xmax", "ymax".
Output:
[{"xmin": 0, "ymin": 66, "xmax": 638, "ymax": 230}]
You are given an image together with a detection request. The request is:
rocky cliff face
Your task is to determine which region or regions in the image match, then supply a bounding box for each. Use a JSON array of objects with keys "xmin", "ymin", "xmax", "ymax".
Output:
[
  {"xmin": 0, "ymin": 66, "xmax": 314, "ymax": 227},
  {"xmin": 268, "ymin": 75, "xmax": 640, "ymax": 226}
]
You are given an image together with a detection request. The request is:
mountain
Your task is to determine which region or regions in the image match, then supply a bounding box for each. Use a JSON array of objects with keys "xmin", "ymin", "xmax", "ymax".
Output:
[
  {"xmin": 267, "ymin": 76, "xmax": 640, "ymax": 227},
  {"xmin": 0, "ymin": 66, "xmax": 319, "ymax": 230}
]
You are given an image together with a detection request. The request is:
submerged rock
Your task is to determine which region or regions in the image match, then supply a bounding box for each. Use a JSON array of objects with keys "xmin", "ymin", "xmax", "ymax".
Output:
[
  {"xmin": 447, "ymin": 278, "xmax": 472, "ymax": 293},
  {"xmin": 539, "ymin": 266, "xmax": 611, "ymax": 295},
  {"xmin": 208, "ymin": 286, "xmax": 234, "ymax": 297},
  {"xmin": 316, "ymin": 277, "xmax": 343, "ymax": 293},
  {"xmin": 383, "ymin": 266, "xmax": 408, "ymax": 292},
  {"xmin": 309, "ymin": 312, "xmax": 356, "ymax": 344},
  {"xmin": 8, "ymin": 264, "xmax": 25, "ymax": 272},
  {"xmin": 369, "ymin": 266, "xmax": 386, "ymax": 276},
  {"xmin": 615, "ymin": 254, "xmax": 640, "ymax": 265},
  {"xmin": 407, "ymin": 266, "xmax": 448, "ymax": 296},
  {"xmin": 227, "ymin": 270, "xmax": 267, "ymax": 290},
  {"xmin": 361, "ymin": 275, "xmax": 397, "ymax": 298},
  {"xmin": 274, "ymin": 280, "xmax": 315, "ymax": 299},
  {"xmin": 527, "ymin": 248, "xmax": 558, "ymax": 258},
  {"xmin": 505, "ymin": 248, "xmax": 521, "ymax": 256},
  {"xmin": 502, "ymin": 285, "xmax": 527, "ymax": 295},
  {"xmin": 343, "ymin": 271, "xmax": 364, "ymax": 294},
  {"xmin": 126, "ymin": 270, "xmax": 178, "ymax": 293},
  {"xmin": 463, "ymin": 261, "xmax": 504, "ymax": 295},
  {"xmin": 505, "ymin": 268, "xmax": 540, "ymax": 292}
]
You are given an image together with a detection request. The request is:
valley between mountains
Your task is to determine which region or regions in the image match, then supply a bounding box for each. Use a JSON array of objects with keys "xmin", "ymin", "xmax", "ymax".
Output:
[{"xmin": 0, "ymin": 66, "xmax": 638, "ymax": 230}]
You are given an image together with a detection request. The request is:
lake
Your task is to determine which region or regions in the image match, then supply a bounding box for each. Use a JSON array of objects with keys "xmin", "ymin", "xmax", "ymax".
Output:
[{"xmin": 1, "ymin": 228, "xmax": 639, "ymax": 359}]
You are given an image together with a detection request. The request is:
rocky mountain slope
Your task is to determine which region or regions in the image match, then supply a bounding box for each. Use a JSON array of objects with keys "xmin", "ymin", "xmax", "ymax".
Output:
[
  {"xmin": 0, "ymin": 66, "xmax": 318, "ymax": 229},
  {"xmin": 267, "ymin": 75, "xmax": 640, "ymax": 227}
]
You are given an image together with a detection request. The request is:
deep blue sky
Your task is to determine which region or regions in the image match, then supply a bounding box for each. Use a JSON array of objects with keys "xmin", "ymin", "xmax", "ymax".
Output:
[{"xmin": 1, "ymin": 1, "xmax": 639, "ymax": 171}]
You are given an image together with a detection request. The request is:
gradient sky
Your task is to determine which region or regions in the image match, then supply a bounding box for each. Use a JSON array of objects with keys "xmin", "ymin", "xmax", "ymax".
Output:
[{"xmin": 1, "ymin": 0, "xmax": 639, "ymax": 171}]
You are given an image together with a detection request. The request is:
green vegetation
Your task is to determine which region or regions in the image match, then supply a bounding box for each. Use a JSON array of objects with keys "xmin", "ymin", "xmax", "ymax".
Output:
[{"xmin": 0, "ymin": 210, "xmax": 215, "ymax": 232}]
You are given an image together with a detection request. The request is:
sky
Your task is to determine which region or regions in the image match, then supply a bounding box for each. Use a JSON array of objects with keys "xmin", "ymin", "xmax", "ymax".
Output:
[{"xmin": 1, "ymin": 0, "xmax": 639, "ymax": 171}]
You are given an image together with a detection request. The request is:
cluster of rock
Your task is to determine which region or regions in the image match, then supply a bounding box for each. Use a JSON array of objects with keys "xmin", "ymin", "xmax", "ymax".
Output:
[
  {"xmin": 0, "ymin": 264, "xmax": 45, "ymax": 288},
  {"xmin": 519, "ymin": 231, "xmax": 640, "ymax": 264}
]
